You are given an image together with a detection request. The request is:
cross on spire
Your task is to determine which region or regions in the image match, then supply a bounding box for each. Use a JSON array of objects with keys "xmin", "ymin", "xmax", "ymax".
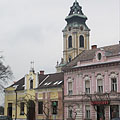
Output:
[{"xmin": 30, "ymin": 61, "xmax": 35, "ymax": 72}]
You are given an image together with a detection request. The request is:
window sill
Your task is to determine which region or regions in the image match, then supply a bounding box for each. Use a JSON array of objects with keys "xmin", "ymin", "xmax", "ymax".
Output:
[
  {"xmin": 20, "ymin": 114, "xmax": 24, "ymax": 116},
  {"xmin": 37, "ymin": 114, "xmax": 43, "ymax": 115},
  {"xmin": 84, "ymin": 118, "xmax": 92, "ymax": 120}
]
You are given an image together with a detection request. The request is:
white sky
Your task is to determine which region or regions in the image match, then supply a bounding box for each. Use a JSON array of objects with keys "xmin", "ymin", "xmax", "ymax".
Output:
[{"xmin": 0, "ymin": 0, "xmax": 119, "ymax": 81}]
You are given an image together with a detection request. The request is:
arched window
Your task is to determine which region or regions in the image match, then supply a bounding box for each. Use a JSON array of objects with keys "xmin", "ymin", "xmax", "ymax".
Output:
[
  {"xmin": 68, "ymin": 36, "xmax": 72, "ymax": 48},
  {"xmin": 68, "ymin": 56, "xmax": 72, "ymax": 62},
  {"xmin": 85, "ymin": 80, "xmax": 90, "ymax": 94},
  {"xmin": 30, "ymin": 80, "xmax": 33, "ymax": 89},
  {"xmin": 79, "ymin": 35, "xmax": 84, "ymax": 48}
]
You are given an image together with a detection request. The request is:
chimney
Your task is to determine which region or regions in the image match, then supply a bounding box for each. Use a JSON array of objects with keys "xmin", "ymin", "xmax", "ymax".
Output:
[
  {"xmin": 91, "ymin": 45, "xmax": 97, "ymax": 49},
  {"xmin": 40, "ymin": 70, "xmax": 44, "ymax": 75}
]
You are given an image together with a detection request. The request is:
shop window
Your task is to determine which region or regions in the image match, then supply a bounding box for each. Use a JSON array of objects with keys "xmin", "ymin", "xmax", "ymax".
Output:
[
  {"xmin": 85, "ymin": 81, "xmax": 90, "ymax": 94},
  {"xmin": 79, "ymin": 35, "xmax": 84, "ymax": 48},
  {"xmin": 38, "ymin": 101, "xmax": 43, "ymax": 114},
  {"xmin": 68, "ymin": 82, "xmax": 73, "ymax": 95},
  {"xmin": 20, "ymin": 102, "xmax": 24, "ymax": 115},
  {"xmin": 85, "ymin": 105, "xmax": 90, "ymax": 119},
  {"xmin": 110, "ymin": 105, "xmax": 119, "ymax": 119},
  {"xmin": 111, "ymin": 78, "xmax": 117, "ymax": 92},
  {"xmin": 30, "ymin": 80, "xmax": 33, "ymax": 89},
  {"xmin": 68, "ymin": 106, "xmax": 72, "ymax": 118},
  {"xmin": 52, "ymin": 101, "xmax": 58, "ymax": 115},
  {"xmin": 97, "ymin": 79, "xmax": 103, "ymax": 93},
  {"xmin": 68, "ymin": 36, "xmax": 72, "ymax": 48}
]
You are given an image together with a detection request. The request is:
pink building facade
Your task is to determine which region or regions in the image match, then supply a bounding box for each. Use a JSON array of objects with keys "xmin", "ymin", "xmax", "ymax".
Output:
[{"xmin": 63, "ymin": 44, "xmax": 120, "ymax": 120}]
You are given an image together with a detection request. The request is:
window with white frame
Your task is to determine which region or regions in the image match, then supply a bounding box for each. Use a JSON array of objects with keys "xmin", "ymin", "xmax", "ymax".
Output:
[
  {"xmin": 68, "ymin": 106, "xmax": 72, "ymax": 118},
  {"xmin": 111, "ymin": 78, "xmax": 117, "ymax": 92},
  {"xmin": 68, "ymin": 82, "xmax": 73, "ymax": 95},
  {"xmin": 85, "ymin": 105, "xmax": 90, "ymax": 119},
  {"xmin": 97, "ymin": 79, "xmax": 103, "ymax": 93},
  {"xmin": 85, "ymin": 81, "xmax": 90, "ymax": 94}
]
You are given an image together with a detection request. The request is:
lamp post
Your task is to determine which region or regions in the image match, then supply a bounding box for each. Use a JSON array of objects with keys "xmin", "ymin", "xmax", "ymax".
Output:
[
  {"xmin": 13, "ymin": 85, "xmax": 18, "ymax": 120},
  {"xmin": 15, "ymin": 90, "xmax": 17, "ymax": 120}
]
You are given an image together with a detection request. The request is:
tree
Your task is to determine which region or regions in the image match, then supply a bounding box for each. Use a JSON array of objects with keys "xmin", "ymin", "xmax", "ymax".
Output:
[
  {"xmin": 65, "ymin": 103, "xmax": 78, "ymax": 120},
  {"xmin": 0, "ymin": 56, "xmax": 13, "ymax": 105},
  {"xmin": 16, "ymin": 93, "xmax": 36, "ymax": 120},
  {"xmin": 0, "ymin": 56, "xmax": 13, "ymax": 89},
  {"xmin": 0, "ymin": 106, "xmax": 4, "ymax": 115}
]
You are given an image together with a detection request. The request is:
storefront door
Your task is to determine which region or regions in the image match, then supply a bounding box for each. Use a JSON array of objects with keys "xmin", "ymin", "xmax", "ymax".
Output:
[{"xmin": 97, "ymin": 106, "xmax": 105, "ymax": 120}]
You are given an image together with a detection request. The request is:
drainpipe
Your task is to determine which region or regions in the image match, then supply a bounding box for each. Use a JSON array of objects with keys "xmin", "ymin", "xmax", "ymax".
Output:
[{"xmin": 62, "ymin": 85, "xmax": 64, "ymax": 120}]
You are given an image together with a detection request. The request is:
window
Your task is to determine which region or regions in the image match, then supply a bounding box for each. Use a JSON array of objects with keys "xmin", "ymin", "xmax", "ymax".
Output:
[
  {"xmin": 97, "ymin": 79, "xmax": 103, "ymax": 93},
  {"xmin": 68, "ymin": 56, "xmax": 72, "ymax": 62},
  {"xmin": 38, "ymin": 101, "xmax": 43, "ymax": 114},
  {"xmin": 52, "ymin": 101, "xmax": 58, "ymax": 114},
  {"xmin": 79, "ymin": 35, "xmax": 84, "ymax": 48},
  {"xmin": 30, "ymin": 80, "xmax": 33, "ymax": 89},
  {"xmin": 68, "ymin": 82, "xmax": 73, "ymax": 95},
  {"xmin": 68, "ymin": 36, "xmax": 72, "ymax": 48},
  {"xmin": 68, "ymin": 107, "xmax": 72, "ymax": 118},
  {"xmin": 8, "ymin": 103, "xmax": 12, "ymax": 117},
  {"xmin": 85, "ymin": 81, "xmax": 90, "ymax": 94},
  {"xmin": 97, "ymin": 53, "xmax": 102, "ymax": 60},
  {"xmin": 85, "ymin": 105, "xmax": 90, "ymax": 119},
  {"xmin": 111, "ymin": 78, "xmax": 117, "ymax": 92},
  {"xmin": 20, "ymin": 102, "xmax": 24, "ymax": 115},
  {"xmin": 110, "ymin": 105, "xmax": 119, "ymax": 119}
]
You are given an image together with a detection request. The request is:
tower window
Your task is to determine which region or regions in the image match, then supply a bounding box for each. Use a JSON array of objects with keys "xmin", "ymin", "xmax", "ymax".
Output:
[
  {"xmin": 68, "ymin": 56, "xmax": 72, "ymax": 62},
  {"xmin": 97, "ymin": 53, "xmax": 102, "ymax": 60},
  {"xmin": 30, "ymin": 80, "xmax": 33, "ymax": 89},
  {"xmin": 79, "ymin": 35, "xmax": 84, "ymax": 48},
  {"xmin": 68, "ymin": 36, "xmax": 72, "ymax": 48}
]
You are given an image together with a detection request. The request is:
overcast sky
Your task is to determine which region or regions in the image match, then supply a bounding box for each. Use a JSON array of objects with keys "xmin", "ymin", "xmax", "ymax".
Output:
[{"xmin": 0, "ymin": 0, "xmax": 119, "ymax": 82}]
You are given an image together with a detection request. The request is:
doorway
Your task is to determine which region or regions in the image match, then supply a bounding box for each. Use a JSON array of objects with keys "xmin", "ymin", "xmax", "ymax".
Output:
[
  {"xmin": 8, "ymin": 103, "xmax": 12, "ymax": 118},
  {"xmin": 97, "ymin": 106, "xmax": 105, "ymax": 120},
  {"xmin": 27, "ymin": 100, "xmax": 35, "ymax": 120}
]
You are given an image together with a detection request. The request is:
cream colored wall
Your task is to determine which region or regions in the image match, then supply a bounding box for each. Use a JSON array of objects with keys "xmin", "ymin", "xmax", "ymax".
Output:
[
  {"xmin": 63, "ymin": 30, "xmax": 89, "ymax": 63},
  {"xmin": 36, "ymin": 88, "xmax": 63, "ymax": 120},
  {"xmin": 4, "ymin": 71, "xmax": 37, "ymax": 119}
]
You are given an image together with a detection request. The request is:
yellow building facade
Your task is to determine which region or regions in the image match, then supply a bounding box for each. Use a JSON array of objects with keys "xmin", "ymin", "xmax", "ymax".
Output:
[{"xmin": 4, "ymin": 70, "xmax": 64, "ymax": 120}]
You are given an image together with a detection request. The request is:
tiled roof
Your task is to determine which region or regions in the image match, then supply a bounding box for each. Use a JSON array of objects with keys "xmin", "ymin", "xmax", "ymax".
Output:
[
  {"xmin": 8, "ymin": 72, "xmax": 64, "ymax": 91},
  {"xmin": 11, "ymin": 77, "xmax": 25, "ymax": 91},
  {"xmin": 63, "ymin": 44, "xmax": 120, "ymax": 70},
  {"xmin": 37, "ymin": 72, "xmax": 64, "ymax": 89}
]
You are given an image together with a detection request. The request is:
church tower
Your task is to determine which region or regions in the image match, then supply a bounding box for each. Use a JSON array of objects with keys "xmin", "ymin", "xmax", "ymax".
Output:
[
  {"xmin": 63, "ymin": 0, "xmax": 90, "ymax": 63},
  {"xmin": 56, "ymin": 0, "xmax": 90, "ymax": 72}
]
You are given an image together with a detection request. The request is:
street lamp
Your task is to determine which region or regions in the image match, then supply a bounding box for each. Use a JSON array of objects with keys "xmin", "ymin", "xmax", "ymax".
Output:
[{"xmin": 13, "ymin": 85, "xmax": 18, "ymax": 120}]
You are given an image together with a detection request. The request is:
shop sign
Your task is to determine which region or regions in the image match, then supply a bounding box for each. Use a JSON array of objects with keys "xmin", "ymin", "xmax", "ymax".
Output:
[{"xmin": 91, "ymin": 101, "xmax": 109, "ymax": 105}]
